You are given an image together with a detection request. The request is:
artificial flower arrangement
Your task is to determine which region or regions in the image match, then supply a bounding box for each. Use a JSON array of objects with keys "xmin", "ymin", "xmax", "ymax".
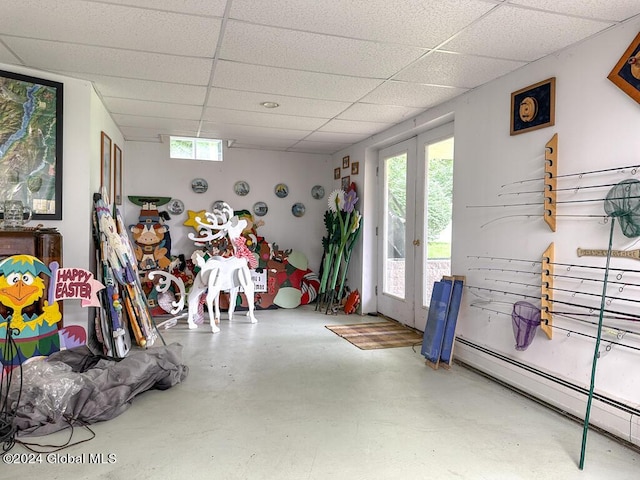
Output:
[{"xmin": 317, "ymin": 183, "xmax": 362, "ymax": 312}]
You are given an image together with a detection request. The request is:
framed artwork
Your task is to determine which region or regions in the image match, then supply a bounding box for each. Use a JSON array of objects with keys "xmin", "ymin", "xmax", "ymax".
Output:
[
  {"xmin": 253, "ymin": 201, "xmax": 268, "ymax": 217},
  {"xmin": 341, "ymin": 176, "xmax": 350, "ymax": 190},
  {"xmin": 334, "ymin": 167, "xmax": 340, "ymax": 179},
  {"xmin": 311, "ymin": 185, "xmax": 325, "ymax": 199},
  {"xmin": 100, "ymin": 131, "xmax": 112, "ymax": 201},
  {"xmin": 510, "ymin": 77, "xmax": 555, "ymax": 135},
  {"xmin": 0, "ymin": 69, "xmax": 63, "ymax": 219},
  {"xmin": 167, "ymin": 198, "xmax": 184, "ymax": 215},
  {"xmin": 191, "ymin": 177, "xmax": 208, "ymax": 193},
  {"xmin": 291, "ymin": 202, "xmax": 306, "ymax": 217},
  {"xmin": 607, "ymin": 31, "xmax": 640, "ymax": 104},
  {"xmin": 234, "ymin": 180, "xmax": 250, "ymax": 196},
  {"xmin": 113, "ymin": 144, "xmax": 122, "ymax": 205},
  {"xmin": 342, "ymin": 155, "xmax": 350, "ymax": 169},
  {"xmin": 351, "ymin": 161, "xmax": 359, "ymax": 175},
  {"xmin": 274, "ymin": 183, "xmax": 289, "ymax": 198}
]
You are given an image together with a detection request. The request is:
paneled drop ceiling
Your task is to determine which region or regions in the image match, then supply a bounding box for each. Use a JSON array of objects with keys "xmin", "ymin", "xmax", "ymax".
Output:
[{"xmin": 1, "ymin": 0, "xmax": 639, "ymax": 154}]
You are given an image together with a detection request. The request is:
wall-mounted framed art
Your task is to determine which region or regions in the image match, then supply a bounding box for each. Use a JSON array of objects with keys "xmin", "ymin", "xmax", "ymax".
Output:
[
  {"xmin": 510, "ymin": 77, "xmax": 555, "ymax": 135},
  {"xmin": 0, "ymin": 69, "xmax": 64, "ymax": 219},
  {"xmin": 607, "ymin": 31, "xmax": 640, "ymax": 104},
  {"xmin": 113, "ymin": 144, "xmax": 122, "ymax": 205},
  {"xmin": 100, "ymin": 131, "xmax": 112, "ymax": 201},
  {"xmin": 234, "ymin": 180, "xmax": 250, "ymax": 196},
  {"xmin": 342, "ymin": 155, "xmax": 350, "ymax": 169},
  {"xmin": 351, "ymin": 161, "xmax": 359, "ymax": 175},
  {"xmin": 341, "ymin": 176, "xmax": 350, "ymax": 190},
  {"xmin": 334, "ymin": 167, "xmax": 340, "ymax": 179}
]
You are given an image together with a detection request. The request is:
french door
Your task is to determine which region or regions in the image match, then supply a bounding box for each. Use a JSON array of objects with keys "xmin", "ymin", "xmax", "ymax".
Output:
[{"xmin": 377, "ymin": 124, "xmax": 454, "ymax": 331}]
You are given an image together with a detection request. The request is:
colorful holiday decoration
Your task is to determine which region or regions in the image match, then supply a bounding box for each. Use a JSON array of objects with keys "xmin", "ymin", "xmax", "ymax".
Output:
[
  {"xmin": 128, "ymin": 196, "xmax": 172, "ymax": 271},
  {"xmin": 186, "ymin": 203, "xmax": 257, "ymax": 333},
  {"xmin": 94, "ymin": 193, "xmax": 156, "ymax": 354},
  {"xmin": 317, "ymin": 183, "xmax": 362, "ymax": 313},
  {"xmin": 0, "ymin": 255, "xmax": 91, "ymax": 368}
]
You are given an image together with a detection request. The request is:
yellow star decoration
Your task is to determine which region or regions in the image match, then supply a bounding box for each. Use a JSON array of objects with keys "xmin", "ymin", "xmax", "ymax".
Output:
[{"xmin": 183, "ymin": 209, "xmax": 208, "ymax": 231}]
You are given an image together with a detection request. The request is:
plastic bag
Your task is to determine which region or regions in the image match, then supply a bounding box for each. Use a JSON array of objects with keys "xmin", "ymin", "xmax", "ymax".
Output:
[{"xmin": 8, "ymin": 358, "xmax": 84, "ymax": 421}]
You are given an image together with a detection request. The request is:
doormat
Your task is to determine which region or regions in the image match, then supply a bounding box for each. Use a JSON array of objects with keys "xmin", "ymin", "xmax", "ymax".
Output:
[{"xmin": 325, "ymin": 321, "xmax": 423, "ymax": 350}]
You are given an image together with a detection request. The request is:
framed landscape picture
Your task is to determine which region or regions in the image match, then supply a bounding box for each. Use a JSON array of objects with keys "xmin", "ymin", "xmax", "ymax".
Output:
[{"xmin": 0, "ymin": 69, "xmax": 63, "ymax": 219}]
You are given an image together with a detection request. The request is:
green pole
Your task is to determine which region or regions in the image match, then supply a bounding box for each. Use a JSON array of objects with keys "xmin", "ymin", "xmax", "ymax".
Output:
[{"xmin": 578, "ymin": 218, "xmax": 615, "ymax": 470}]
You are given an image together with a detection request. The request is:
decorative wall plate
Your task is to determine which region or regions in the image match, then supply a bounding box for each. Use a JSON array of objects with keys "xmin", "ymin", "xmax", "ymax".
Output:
[
  {"xmin": 191, "ymin": 178, "xmax": 208, "ymax": 193},
  {"xmin": 292, "ymin": 202, "xmax": 305, "ymax": 217},
  {"xmin": 211, "ymin": 200, "xmax": 225, "ymax": 212},
  {"xmin": 167, "ymin": 198, "xmax": 185, "ymax": 215},
  {"xmin": 311, "ymin": 185, "xmax": 325, "ymax": 199},
  {"xmin": 234, "ymin": 180, "xmax": 250, "ymax": 196},
  {"xmin": 253, "ymin": 201, "xmax": 268, "ymax": 217},
  {"xmin": 274, "ymin": 183, "xmax": 289, "ymax": 198}
]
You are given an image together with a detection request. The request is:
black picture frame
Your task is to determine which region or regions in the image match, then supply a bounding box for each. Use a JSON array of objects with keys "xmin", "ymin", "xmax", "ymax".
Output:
[
  {"xmin": 0, "ymin": 69, "xmax": 63, "ymax": 219},
  {"xmin": 510, "ymin": 77, "xmax": 555, "ymax": 136}
]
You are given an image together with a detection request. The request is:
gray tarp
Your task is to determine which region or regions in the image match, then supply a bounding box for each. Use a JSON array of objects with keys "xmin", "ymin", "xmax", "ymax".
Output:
[{"xmin": 9, "ymin": 342, "xmax": 188, "ymax": 436}]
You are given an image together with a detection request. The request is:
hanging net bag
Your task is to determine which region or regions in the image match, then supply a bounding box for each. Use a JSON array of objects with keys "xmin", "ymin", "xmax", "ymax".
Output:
[
  {"xmin": 604, "ymin": 179, "xmax": 640, "ymax": 238},
  {"xmin": 511, "ymin": 301, "xmax": 541, "ymax": 351}
]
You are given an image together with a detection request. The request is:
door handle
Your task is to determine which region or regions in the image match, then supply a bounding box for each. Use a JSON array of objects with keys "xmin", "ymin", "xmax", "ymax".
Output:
[{"xmin": 413, "ymin": 239, "xmax": 420, "ymax": 246}]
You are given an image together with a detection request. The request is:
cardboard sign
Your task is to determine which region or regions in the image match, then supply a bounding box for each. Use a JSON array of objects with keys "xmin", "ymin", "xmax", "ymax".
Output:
[{"xmin": 50, "ymin": 262, "xmax": 105, "ymax": 307}]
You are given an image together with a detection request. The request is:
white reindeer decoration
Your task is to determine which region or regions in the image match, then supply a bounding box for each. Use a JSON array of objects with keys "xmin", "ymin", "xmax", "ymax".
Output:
[{"xmin": 186, "ymin": 203, "xmax": 257, "ymax": 333}]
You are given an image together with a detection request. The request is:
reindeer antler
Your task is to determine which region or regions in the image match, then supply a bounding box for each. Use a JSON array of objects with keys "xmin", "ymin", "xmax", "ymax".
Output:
[{"xmin": 187, "ymin": 202, "xmax": 237, "ymax": 243}]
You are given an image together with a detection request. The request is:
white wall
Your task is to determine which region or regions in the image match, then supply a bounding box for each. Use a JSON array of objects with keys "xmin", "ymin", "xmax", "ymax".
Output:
[
  {"xmin": 0, "ymin": 63, "xmax": 121, "ymax": 327},
  {"xmin": 121, "ymin": 142, "xmax": 332, "ymax": 273},
  {"xmin": 334, "ymin": 18, "xmax": 640, "ymax": 445}
]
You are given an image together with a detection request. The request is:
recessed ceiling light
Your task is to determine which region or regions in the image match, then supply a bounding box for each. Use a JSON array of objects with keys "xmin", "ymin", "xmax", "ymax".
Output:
[{"xmin": 260, "ymin": 101, "xmax": 280, "ymax": 109}]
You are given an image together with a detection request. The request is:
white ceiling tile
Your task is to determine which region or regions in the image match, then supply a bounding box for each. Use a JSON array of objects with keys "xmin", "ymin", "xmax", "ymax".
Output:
[
  {"xmin": 286, "ymin": 141, "xmax": 351, "ymax": 154},
  {"xmin": 304, "ymin": 131, "xmax": 370, "ymax": 144},
  {"xmin": 395, "ymin": 51, "xmax": 527, "ymax": 88},
  {"xmin": 508, "ymin": 0, "xmax": 640, "ymax": 22},
  {"xmin": 111, "ymin": 114, "xmax": 201, "ymax": 131},
  {"xmin": 203, "ymin": 107, "xmax": 329, "ymax": 130},
  {"xmin": 228, "ymin": 138, "xmax": 301, "ymax": 150},
  {"xmin": 82, "ymin": 74, "xmax": 207, "ymax": 104},
  {"xmin": 207, "ymin": 88, "xmax": 350, "ymax": 118},
  {"xmin": 220, "ymin": 21, "xmax": 427, "ymax": 78},
  {"xmin": 0, "ymin": 40, "xmax": 20, "ymax": 64},
  {"xmin": 319, "ymin": 119, "xmax": 393, "ymax": 135},
  {"xmin": 229, "ymin": 0, "xmax": 495, "ymax": 48},
  {"xmin": 120, "ymin": 126, "xmax": 195, "ymax": 141},
  {"xmin": 1, "ymin": 1, "xmax": 630, "ymax": 155},
  {"xmin": 103, "ymin": 98, "xmax": 203, "ymax": 120},
  {"xmin": 337, "ymin": 103, "xmax": 424, "ymax": 123},
  {"xmin": 200, "ymin": 123, "xmax": 312, "ymax": 141},
  {"xmin": 98, "ymin": 0, "xmax": 228, "ymax": 16},
  {"xmin": 443, "ymin": 5, "xmax": 613, "ymax": 61},
  {"xmin": 212, "ymin": 61, "xmax": 384, "ymax": 102},
  {"xmin": 361, "ymin": 81, "xmax": 467, "ymax": 108},
  {"xmin": 1, "ymin": 0, "xmax": 221, "ymax": 57},
  {"xmin": 4, "ymin": 37, "xmax": 213, "ymax": 84}
]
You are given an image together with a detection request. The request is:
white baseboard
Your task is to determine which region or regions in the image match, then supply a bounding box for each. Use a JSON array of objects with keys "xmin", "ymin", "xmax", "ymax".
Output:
[{"xmin": 454, "ymin": 341, "xmax": 638, "ymax": 447}]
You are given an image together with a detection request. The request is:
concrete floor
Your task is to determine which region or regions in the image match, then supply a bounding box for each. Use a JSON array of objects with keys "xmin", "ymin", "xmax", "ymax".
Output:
[{"xmin": 5, "ymin": 306, "xmax": 640, "ymax": 479}]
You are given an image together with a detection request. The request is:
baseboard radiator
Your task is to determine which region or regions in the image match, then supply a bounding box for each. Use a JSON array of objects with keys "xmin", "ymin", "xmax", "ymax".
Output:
[{"xmin": 454, "ymin": 336, "xmax": 640, "ymax": 451}]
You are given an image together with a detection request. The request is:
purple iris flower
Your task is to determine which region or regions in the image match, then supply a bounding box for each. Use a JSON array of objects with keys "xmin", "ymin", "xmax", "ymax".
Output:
[{"xmin": 343, "ymin": 189, "xmax": 358, "ymax": 213}]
